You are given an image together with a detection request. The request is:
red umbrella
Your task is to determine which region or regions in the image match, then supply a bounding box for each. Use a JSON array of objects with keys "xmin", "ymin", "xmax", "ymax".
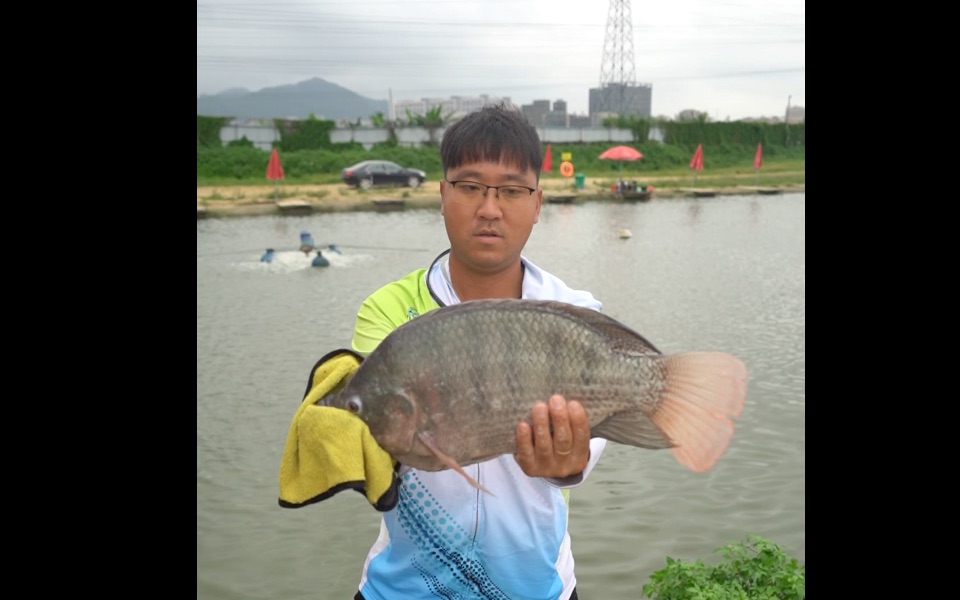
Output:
[
  {"xmin": 753, "ymin": 142, "xmax": 764, "ymax": 185},
  {"xmin": 599, "ymin": 145, "xmax": 643, "ymax": 176},
  {"xmin": 266, "ymin": 147, "xmax": 285, "ymax": 180},
  {"xmin": 266, "ymin": 147, "xmax": 285, "ymax": 199},
  {"xmin": 689, "ymin": 144, "xmax": 704, "ymax": 171},
  {"xmin": 599, "ymin": 145, "xmax": 643, "ymax": 161},
  {"xmin": 542, "ymin": 144, "xmax": 553, "ymax": 172},
  {"xmin": 689, "ymin": 144, "xmax": 704, "ymax": 186}
]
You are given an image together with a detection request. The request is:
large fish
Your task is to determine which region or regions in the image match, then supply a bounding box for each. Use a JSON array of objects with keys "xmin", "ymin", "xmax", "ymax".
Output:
[{"xmin": 321, "ymin": 299, "xmax": 746, "ymax": 488}]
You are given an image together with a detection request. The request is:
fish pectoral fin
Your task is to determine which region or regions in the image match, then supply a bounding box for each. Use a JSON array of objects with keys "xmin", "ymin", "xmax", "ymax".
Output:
[
  {"xmin": 416, "ymin": 432, "xmax": 495, "ymax": 496},
  {"xmin": 592, "ymin": 411, "xmax": 674, "ymax": 449}
]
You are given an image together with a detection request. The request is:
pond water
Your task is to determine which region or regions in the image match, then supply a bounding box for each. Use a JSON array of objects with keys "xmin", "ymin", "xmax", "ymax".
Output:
[{"xmin": 197, "ymin": 193, "xmax": 805, "ymax": 599}]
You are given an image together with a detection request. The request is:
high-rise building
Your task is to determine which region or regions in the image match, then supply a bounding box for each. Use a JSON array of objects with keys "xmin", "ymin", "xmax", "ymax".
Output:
[
  {"xmin": 545, "ymin": 100, "xmax": 568, "ymax": 127},
  {"xmin": 589, "ymin": 83, "xmax": 652, "ymax": 121},
  {"xmin": 520, "ymin": 100, "xmax": 551, "ymax": 126}
]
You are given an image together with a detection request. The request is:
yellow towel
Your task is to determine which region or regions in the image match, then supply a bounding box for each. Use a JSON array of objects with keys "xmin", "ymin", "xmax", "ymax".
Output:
[{"xmin": 278, "ymin": 349, "xmax": 399, "ymax": 511}]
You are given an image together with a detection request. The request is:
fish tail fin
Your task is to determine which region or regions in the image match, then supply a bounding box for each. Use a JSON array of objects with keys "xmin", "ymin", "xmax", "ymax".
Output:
[{"xmin": 651, "ymin": 352, "xmax": 747, "ymax": 472}]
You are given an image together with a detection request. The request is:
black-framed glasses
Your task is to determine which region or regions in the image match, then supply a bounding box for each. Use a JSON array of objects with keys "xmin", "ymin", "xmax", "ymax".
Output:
[{"xmin": 445, "ymin": 180, "xmax": 537, "ymax": 203}]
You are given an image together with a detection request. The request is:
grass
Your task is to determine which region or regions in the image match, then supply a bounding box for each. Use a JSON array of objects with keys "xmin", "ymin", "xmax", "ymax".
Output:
[
  {"xmin": 196, "ymin": 157, "xmax": 805, "ymax": 190},
  {"xmin": 196, "ymin": 158, "xmax": 804, "ymax": 210},
  {"xmin": 544, "ymin": 158, "xmax": 806, "ymax": 192}
]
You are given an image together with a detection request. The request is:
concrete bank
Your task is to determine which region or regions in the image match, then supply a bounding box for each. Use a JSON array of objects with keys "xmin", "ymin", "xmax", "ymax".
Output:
[{"xmin": 197, "ymin": 183, "xmax": 805, "ymax": 219}]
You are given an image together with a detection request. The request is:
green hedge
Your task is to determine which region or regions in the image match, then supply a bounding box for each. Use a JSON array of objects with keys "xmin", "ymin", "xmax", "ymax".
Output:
[
  {"xmin": 198, "ymin": 141, "xmax": 803, "ymax": 184},
  {"xmin": 197, "ymin": 117, "xmax": 804, "ymax": 184}
]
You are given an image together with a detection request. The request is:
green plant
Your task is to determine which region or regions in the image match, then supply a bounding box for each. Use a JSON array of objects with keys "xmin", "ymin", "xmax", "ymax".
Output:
[
  {"xmin": 198, "ymin": 135, "xmax": 803, "ymax": 187},
  {"xmin": 642, "ymin": 535, "xmax": 804, "ymax": 600},
  {"xmin": 197, "ymin": 115, "xmax": 231, "ymax": 147},
  {"xmin": 276, "ymin": 115, "xmax": 337, "ymax": 150},
  {"xmin": 226, "ymin": 136, "xmax": 255, "ymax": 148}
]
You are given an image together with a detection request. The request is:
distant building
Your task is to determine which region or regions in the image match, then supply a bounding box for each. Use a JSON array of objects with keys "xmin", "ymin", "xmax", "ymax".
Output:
[
  {"xmin": 521, "ymin": 100, "xmax": 551, "ymax": 126},
  {"xmin": 786, "ymin": 106, "xmax": 805, "ymax": 123},
  {"xmin": 393, "ymin": 95, "xmax": 514, "ymax": 121},
  {"xmin": 588, "ymin": 83, "xmax": 652, "ymax": 124},
  {"xmin": 544, "ymin": 100, "xmax": 568, "ymax": 127},
  {"xmin": 741, "ymin": 106, "xmax": 805, "ymax": 124},
  {"xmin": 676, "ymin": 109, "xmax": 708, "ymax": 121},
  {"xmin": 519, "ymin": 99, "xmax": 590, "ymax": 129},
  {"xmin": 393, "ymin": 88, "xmax": 668, "ymax": 128}
]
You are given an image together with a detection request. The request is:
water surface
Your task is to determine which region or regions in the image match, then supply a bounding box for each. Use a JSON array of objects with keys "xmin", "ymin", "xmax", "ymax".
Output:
[{"xmin": 197, "ymin": 193, "xmax": 805, "ymax": 599}]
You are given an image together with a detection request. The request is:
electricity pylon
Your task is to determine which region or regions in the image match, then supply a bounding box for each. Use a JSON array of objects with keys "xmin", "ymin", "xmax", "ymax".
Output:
[{"xmin": 597, "ymin": 0, "xmax": 638, "ymax": 115}]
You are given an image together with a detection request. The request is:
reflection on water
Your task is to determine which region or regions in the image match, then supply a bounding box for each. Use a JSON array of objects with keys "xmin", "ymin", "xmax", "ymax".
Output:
[{"xmin": 198, "ymin": 193, "xmax": 805, "ymax": 600}]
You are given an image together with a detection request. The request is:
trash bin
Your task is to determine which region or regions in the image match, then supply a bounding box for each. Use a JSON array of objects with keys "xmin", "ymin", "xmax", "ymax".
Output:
[{"xmin": 574, "ymin": 173, "xmax": 585, "ymax": 189}]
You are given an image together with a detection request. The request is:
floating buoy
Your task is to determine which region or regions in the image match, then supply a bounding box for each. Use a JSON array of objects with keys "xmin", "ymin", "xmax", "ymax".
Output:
[
  {"xmin": 311, "ymin": 252, "xmax": 330, "ymax": 267},
  {"xmin": 559, "ymin": 161, "xmax": 575, "ymax": 177},
  {"xmin": 617, "ymin": 228, "xmax": 632, "ymax": 239}
]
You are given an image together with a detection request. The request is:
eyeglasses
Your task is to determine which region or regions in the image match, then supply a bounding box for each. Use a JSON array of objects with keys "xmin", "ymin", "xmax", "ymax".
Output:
[{"xmin": 445, "ymin": 180, "xmax": 537, "ymax": 204}]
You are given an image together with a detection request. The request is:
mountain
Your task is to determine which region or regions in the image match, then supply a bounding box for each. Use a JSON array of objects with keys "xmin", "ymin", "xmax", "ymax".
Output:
[{"xmin": 196, "ymin": 77, "xmax": 389, "ymax": 120}]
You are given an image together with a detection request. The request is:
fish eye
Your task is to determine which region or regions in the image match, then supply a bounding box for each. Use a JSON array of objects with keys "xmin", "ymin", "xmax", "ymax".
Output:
[{"xmin": 345, "ymin": 395, "xmax": 363, "ymax": 414}]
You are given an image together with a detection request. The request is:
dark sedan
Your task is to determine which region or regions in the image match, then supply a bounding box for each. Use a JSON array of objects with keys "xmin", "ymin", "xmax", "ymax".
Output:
[{"xmin": 341, "ymin": 160, "xmax": 427, "ymax": 190}]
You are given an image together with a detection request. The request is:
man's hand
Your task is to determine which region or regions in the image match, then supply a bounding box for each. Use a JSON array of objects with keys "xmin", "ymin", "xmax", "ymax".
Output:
[{"xmin": 514, "ymin": 394, "xmax": 590, "ymax": 478}]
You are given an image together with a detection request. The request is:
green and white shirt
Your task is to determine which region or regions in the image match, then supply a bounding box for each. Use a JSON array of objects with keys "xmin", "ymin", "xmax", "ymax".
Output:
[{"xmin": 350, "ymin": 249, "xmax": 605, "ymax": 600}]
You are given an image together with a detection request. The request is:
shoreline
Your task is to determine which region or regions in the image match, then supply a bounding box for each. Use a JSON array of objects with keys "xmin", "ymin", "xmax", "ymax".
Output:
[{"xmin": 197, "ymin": 179, "xmax": 805, "ymax": 219}]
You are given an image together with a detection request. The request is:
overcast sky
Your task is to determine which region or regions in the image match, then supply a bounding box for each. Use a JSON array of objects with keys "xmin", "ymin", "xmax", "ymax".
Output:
[{"xmin": 197, "ymin": 0, "xmax": 804, "ymax": 121}]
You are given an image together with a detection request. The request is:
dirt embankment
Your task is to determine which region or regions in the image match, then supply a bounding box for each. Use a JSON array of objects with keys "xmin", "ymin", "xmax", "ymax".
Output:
[{"xmin": 197, "ymin": 177, "xmax": 804, "ymax": 218}]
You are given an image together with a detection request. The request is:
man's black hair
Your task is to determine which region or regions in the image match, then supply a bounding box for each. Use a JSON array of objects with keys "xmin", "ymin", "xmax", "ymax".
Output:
[{"xmin": 440, "ymin": 102, "xmax": 542, "ymax": 182}]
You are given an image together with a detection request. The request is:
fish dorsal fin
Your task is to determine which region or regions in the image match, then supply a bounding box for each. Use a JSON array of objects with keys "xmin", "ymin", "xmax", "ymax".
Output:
[{"xmin": 525, "ymin": 300, "xmax": 662, "ymax": 355}]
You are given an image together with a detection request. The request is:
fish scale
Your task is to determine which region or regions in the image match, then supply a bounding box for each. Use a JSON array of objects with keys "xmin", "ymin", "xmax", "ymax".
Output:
[{"xmin": 323, "ymin": 298, "xmax": 747, "ymax": 477}]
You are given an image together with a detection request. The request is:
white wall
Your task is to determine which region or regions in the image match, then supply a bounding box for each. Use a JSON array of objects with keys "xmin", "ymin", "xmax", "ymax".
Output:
[{"xmin": 220, "ymin": 123, "xmax": 656, "ymax": 150}]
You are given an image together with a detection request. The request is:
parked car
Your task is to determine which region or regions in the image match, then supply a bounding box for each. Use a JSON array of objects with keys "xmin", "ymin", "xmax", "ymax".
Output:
[{"xmin": 341, "ymin": 160, "xmax": 427, "ymax": 190}]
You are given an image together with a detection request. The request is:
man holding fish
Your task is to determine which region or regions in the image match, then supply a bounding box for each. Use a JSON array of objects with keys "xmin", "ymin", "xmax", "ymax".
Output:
[
  {"xmin": 346, "ymin": 103, "xmax": 603, "ymax": 600},
  {"xmin": 329, "ymin": 103, "xmax": 745, "ymax": 600}
]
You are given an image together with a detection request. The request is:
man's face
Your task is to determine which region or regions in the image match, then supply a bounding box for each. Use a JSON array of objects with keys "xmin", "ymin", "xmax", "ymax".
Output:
[{"xmin": 440, "ymin": 160, "xmax": 543, "ymax": 277}]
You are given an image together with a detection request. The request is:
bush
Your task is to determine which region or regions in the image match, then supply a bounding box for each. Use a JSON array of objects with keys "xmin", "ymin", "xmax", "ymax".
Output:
[{"xmin": 642, "ymin": 535, "xmax": 804, "ymax": 599}]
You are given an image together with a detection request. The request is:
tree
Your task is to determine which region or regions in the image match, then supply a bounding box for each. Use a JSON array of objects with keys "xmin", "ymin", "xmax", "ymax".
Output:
[
  {"xmin": 371, "ymin": 111, "xmax": 399, "ymax": 146},
  {"xmin": 405, "ymin": 105, "xmax": 449, "ymax": 146}
]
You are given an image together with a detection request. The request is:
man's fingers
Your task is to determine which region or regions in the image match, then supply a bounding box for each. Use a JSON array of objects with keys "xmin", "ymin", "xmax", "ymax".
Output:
[
  {"xmin": 515, "ymin": 421, "xmax": 534, "ymax": 459},
  {"xmin": 549, "ymin": 395, "xmax": 573, "ymax": 455},
  {"xmin": 515, "ymin": 397, "xmax": 590, "ymax": 477},
  {"xmin": 567, "ymin": 400, "xmax": 589, "ymax": 458},
  {"xmin": 531, "ymin": 401, "xmax": 553, "ymax": 458}
]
